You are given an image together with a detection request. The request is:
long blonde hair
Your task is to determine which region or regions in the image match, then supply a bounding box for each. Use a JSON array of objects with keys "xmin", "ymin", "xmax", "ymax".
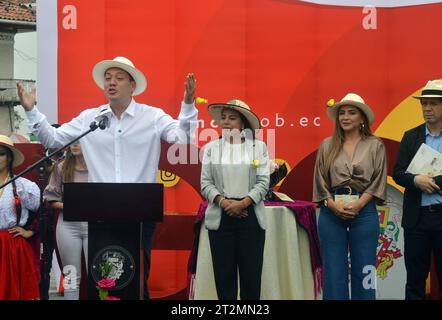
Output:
[
  {"xmin": 323, "ymin": 107, "xmax": 373, "ymax": 176},
  {"xmin": 61, "ymin": 148, "xmax": 77, "ymax": 183}
]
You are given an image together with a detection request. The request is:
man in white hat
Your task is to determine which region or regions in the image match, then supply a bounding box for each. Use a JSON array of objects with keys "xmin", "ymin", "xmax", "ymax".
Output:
[
  {"xmin": 16, "ymin": 56, "xmax": 198, "ymax": 300},
  {"xmin": 393, "ymin": 79, "xmax": 442, "ymax": 299}
]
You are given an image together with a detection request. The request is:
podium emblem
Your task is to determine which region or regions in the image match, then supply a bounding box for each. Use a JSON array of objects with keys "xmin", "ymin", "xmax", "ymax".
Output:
[{"xmin": 91, "ymin": 246, "xmax": 136, "ymax": 290}]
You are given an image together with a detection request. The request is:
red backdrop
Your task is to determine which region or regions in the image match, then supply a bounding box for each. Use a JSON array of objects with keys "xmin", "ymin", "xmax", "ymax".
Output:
[{"xmin": 55, "ymin": 0, "xmax": 442, "ymax": 298}]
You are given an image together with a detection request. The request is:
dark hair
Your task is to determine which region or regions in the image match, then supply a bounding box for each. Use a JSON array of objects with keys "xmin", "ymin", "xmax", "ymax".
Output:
[
  {"xmin": 4, "ymin": 147, "xmax": 13, "ymax": 174},
  {"xmin": 419, "ymin": 97, "xmax": 442, "ymax": 103},
  {"xmin": 239, "ymin": 113, "xmax": 255, "ymax": 140},
  {"xmin": 238, "ymin": 113, "xmax": 251, "ymax": 129},
  {"xmin": 4, "ymin": 148, "xmax": 22, "ymax": 225}
]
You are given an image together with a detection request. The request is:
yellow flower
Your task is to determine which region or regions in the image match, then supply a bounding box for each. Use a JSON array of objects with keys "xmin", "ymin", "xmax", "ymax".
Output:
[
  {"xmin": 327, "ymin": 98, "xmax": 335, "ymax": 107},
  {"xmin": 252, "ymin": 159, "xmax": 260, "ymax": 168},
  {"xmin": 195, "ymin": 97, "xmax": 208, "ymax": 104}
]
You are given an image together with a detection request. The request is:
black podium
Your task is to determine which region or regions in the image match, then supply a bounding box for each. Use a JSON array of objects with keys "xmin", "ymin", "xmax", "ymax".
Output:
[{"xmin": 63, "ymin": 183, "xmax": 163, "ymax": 300}]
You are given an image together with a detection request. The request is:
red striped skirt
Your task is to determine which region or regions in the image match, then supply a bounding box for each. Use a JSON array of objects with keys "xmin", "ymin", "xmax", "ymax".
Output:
[{"xmin": 0, "ymin": 231, "xmax": 40, "ymax": 300}]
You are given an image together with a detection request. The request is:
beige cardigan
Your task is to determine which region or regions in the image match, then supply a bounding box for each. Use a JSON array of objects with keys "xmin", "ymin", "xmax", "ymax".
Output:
[{"xmin": 200, "ymin": 138, "xmax": 270, "ymax": 230}]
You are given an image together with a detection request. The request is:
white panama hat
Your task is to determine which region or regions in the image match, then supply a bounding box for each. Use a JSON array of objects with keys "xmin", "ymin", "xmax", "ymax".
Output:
[
  {"xmin": 327, "ymin": 93, "xmax": 375, "ymax": 125},
  {"xmin": 208, "ymin": 99, "xmax": 261, "ymax": 131},
  {"xmin": 92, "ymin": 56, "xmax": 147, "ymax": 96},
  {"xmin": 413, "ymin": 80, "xmax": 442, "ymax": 99}
]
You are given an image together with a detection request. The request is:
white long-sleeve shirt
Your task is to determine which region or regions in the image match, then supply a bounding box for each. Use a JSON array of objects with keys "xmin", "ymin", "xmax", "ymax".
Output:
[
  {"xmin": 0, "ymin": 177, "xmax": 40, "ymax": 230},
  {"xmin": 26, "ymin": 99, "xmax": 198, "ymax": 183}
]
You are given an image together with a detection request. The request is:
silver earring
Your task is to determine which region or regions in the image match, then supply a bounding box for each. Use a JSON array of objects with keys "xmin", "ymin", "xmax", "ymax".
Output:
[{"xmin": 360, "ymin": 122, "xmax": 365, "ymax": 130}]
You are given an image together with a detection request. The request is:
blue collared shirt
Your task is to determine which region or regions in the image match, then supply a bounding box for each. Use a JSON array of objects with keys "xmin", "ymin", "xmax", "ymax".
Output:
[{"xmin": 420, "ymin": 126, "xmax": 442, "ymax": 206}]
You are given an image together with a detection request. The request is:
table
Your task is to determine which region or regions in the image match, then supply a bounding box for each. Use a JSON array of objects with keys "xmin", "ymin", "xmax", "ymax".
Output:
[{"xmin": 188, "ymin": 201, "xmax": 322, "ymax": 300}]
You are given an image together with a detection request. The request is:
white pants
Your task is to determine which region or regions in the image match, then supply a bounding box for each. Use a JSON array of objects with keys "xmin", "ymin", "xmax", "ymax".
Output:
[{"xmin": 56, "ymin": 213, "xmax": 88, "ymax": 300}]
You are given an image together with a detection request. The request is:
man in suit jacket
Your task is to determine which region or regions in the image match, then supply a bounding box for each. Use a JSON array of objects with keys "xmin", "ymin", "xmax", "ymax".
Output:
[{"xmin": 393, "ymin": 79, "xmax": 442, "ymax": 299}]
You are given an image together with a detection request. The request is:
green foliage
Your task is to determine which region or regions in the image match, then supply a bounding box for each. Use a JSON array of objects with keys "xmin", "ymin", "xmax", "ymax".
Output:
[{"xmin": 100, "ymin": 261, "xmax": 113, "ymax": 278}]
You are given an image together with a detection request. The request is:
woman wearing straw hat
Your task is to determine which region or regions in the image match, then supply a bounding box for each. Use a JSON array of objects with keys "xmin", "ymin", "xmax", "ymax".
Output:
[
  {"xmin": 312, "ymin": 93, "xmax": 387, "ymax": 300},
  {"xmin": 0, "ymin": 135, "xmax": 41, "ymax": 300},
  {"xmin": 201, "ymin": 100, "xmax": 270, "ymax": 300},
  {"xmin": 43, "ymin": 142, "xmax": 88, "ymax": 300}
]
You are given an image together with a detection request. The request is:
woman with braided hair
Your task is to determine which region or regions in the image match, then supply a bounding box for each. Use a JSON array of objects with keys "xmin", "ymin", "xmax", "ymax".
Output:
[{"xmin": 0, "ymin": 135, "xmax": 40, "ymax": 300}]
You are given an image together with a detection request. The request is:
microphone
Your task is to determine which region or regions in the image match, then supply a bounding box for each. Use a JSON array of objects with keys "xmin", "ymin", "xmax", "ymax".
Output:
[
  {"xmin": 98, "ymin": 116, "xmax": 109, "ymax": 130},
  {"xmin": 94, "ymin": 108, "xmax": 112, "ymax": 130}
]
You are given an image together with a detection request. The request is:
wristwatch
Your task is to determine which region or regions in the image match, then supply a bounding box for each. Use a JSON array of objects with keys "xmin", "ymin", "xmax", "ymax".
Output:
[{"xmin": 324, "ymin": 199, "xmax": 328, "ymax": 207}]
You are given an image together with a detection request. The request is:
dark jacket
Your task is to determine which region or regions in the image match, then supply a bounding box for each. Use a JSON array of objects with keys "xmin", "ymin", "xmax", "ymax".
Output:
[{"xmin": 393, "ymin": 123, "xmax": 442, "ymax": 229}]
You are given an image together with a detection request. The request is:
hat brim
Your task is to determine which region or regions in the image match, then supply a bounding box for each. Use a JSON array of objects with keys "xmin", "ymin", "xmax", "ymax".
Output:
[
  {"xmin": 208, "ymin": 103, "xmax": 261, "ymax": 131},
  {"xmin": 413, "ymin": 95, "xmax": 442, "ymax": 99},
  {"xmin": 0, "ymin": 143, "xmax": 24, "ymax": 167},
  {"xmin": 327, "ymin": 100, "xmax": 375, "ymax": 125},
  {"xmin": 92, "ymin": 60, "xmax": 147, "ymax": 96}
]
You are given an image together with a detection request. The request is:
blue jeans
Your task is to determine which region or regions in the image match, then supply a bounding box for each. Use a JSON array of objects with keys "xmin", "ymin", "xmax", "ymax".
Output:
[{"xmin": 318, "ymin": 200, "xmax": 380, "ymax": 300}]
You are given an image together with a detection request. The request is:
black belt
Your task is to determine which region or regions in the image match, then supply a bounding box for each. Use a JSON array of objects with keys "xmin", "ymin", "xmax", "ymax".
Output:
[
  {"xmin": 420, "ymin": 203, "xmax": 442, "ymax": 213},
  {"xmin": 333, "ymin": 186, "xmax": 360, "ymax": 195}
]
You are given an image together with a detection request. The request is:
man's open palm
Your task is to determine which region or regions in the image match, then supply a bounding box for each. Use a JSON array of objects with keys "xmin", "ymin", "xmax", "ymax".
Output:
[{"xmin": 16, "ymin": 82, "xmax": 36, "ymax": 111}]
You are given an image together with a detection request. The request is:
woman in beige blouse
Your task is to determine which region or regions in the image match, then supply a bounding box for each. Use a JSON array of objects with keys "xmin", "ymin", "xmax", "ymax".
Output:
[{"xmin": 313, "ymin": 93, "xmax": 387, "ymax": 300}]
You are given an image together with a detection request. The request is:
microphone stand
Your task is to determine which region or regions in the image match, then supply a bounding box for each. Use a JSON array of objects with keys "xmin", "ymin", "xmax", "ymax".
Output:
[
  {"xmin": 0, "ymin": 119, "xmax": 107, "ymax": 298},
  {"xmin": 36, "ymin": 157, "xmax": 50, "ymax": 299},
  {"xmin": 0, "ymin": 119, "xmax": 106, "ymax": 191}
]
